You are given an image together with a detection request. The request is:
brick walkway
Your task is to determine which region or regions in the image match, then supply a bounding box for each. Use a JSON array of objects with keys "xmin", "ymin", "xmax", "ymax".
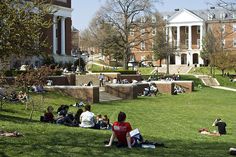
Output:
[{"xmin": 99, "ymin": 87, "xmax": 122, "ymax": 102}]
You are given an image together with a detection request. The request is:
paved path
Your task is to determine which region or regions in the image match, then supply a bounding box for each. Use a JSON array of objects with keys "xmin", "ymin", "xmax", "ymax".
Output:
[{"xmin": 211, "ymin": 86, "xmax": 236, "ymax": 92}]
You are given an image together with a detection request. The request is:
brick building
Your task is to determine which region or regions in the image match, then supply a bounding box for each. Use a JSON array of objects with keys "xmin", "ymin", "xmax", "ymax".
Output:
[
  {"xmin": 130, "ymin": 8, "xmax": 236, "ymax": 67},
  {"xmin": 49, "ymin": 0, "xmax": 73, "ymax": 63},
  {"xmin": 10, "ymin": 0, "xmax": 73, "ymax": 68}
]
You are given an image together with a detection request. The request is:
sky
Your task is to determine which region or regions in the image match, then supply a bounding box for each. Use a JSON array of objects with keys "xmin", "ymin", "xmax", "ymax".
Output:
[{"xmin": 71, "ymin": 0, "xmax": 216, "ymax": 31}]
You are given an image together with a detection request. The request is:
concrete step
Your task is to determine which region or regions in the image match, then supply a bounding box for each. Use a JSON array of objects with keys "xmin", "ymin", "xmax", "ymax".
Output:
[
  {"xmin": 99, "ymin": 91, "xmax": 123, "ymax": 102},
  {"xmin": 197, "ymin": 75, "xmax": 220, "ymax": 86},
  {"xmin": 155, "ymin": 65, "xmax": 192, "ymax": 74}
]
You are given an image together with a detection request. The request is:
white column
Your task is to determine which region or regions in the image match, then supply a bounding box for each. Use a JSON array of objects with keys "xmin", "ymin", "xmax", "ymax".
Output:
[
  {"xmin": 200, "ymin": 25, "xmax": 203, "ymax": 50},
  {"xmin": 61, "ymin": 17, "xmax": 66, "ymax": 55},
  {"xmin": 169, "ymin": 27, "xmax": 172, "ymax": 43},
  {"xmin": 188, "ymin": 25, "xmax": 192, "ymax": 50},
  {"xmin": 53, "ymin": 16, "xmax": 57, "ymax": 55},
  {"xmin": 177, "ymin": 26, "xmax": 180, "ymax": 50}
]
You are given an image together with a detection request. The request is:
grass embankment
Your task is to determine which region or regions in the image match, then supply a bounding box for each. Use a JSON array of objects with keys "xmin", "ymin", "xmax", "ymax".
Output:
[
  {"xmin": 189, "ymin": 67, "xmax": 236, "ymax": 88},
  {"xmin": 1, "ymin": 84, "xmax": 236, "ymax": 156}
]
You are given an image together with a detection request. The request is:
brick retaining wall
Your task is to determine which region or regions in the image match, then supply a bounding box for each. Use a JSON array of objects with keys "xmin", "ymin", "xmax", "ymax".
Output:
[
  {"xmin": 173, "ymin": 81, "xmax": 194, "ymax": 93},
  {"xmin": 105, "ymin": 84, "xmax": 137, "ymax": 99},
  {"xmin": 44, "ymin": 86, "xmax": 99, "ymax": 103}
]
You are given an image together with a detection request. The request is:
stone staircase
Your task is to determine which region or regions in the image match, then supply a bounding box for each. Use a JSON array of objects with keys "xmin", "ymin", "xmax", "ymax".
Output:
[
  {"xmin": 155, "ymin": 65, "xmax": 192, "ymax": 74},
  {"xmin": 99, "ymin": 87, "xmax": 123, "ymax": 102},
  {"xmin": 195, "ymin": 75, "xmax": 220, "ymax": 86}
]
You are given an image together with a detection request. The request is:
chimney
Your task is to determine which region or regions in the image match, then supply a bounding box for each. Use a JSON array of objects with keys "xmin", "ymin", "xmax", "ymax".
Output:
[{"xmin": 175, "ymin": 9, "xmax": 179, "ymax": 11}]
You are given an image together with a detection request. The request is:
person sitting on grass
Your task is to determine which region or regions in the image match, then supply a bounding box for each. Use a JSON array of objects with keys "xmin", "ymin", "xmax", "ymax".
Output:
[
  {"xmin": 198, "ymin": 118, "xmax": 227, "ymax": 136},
  {"xmin": 9, "ymin": 91, "xmax": 19, "ymax": 102},
  {"xmin": 17, "ymin": 91, "xmax": 28, "ymax": 103},
  {"xmin": 79, "ymin": 104, "xmax": 95, "ymax": 128},
  {"xmin": 212, "ymin": 118, "xmax": 227, "ymax": 135},
  {"xmin": 41, "ymin": 106, "xmax": 55, "ymax": 123},
  {"xmin": 73, "ymin": 108, "xmax": 83, "ymax": 126},
  {"xmin": 101, "ymin": 115, "xmax": 111, "ymax": 129},
  {"xmin": 56, "ymin": 105, "xmax": 73, "ymax": 125},
  {"xmin": 95, "ymin": 114, "xmax": 103, "ymax": 129},
  {"xmin": 105, "ymin": 112, "xmax": 133, "ymax": 148}
]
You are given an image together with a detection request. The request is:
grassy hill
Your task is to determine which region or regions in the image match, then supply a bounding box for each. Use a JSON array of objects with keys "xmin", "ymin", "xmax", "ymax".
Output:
[{"xmin": 1, "ymin": 87, "xmax": 236, "ymax": 157}]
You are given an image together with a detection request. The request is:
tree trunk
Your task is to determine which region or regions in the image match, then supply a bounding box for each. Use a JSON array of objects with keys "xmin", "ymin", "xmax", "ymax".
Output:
[
  {"xmin": 210, "ymin": 64, "xmax": 213, "ymax": 75},
  {"xmin": 222, "ymin": 69, "xmax": 225, "ymax": 76},
  {"xmin": 166, "ymin": 55, "xmax": 170, "ymax": 75},
  {"xmin": 29, "ymin": 100, "xmax": 34, "ymax": 121},
  {"xmin": 123, "ymin": 49, "xmax": 129, "ymax": 70}
]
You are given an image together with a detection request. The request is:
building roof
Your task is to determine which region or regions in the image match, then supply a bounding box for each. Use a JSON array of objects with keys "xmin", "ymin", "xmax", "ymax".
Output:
[
  {"xmin": 72, "ymin": 26, "xmax": 79, "ymax": 32},
  {"xmin": 161, "ymin": 8, "xmax": 236, "ymax": 22}
]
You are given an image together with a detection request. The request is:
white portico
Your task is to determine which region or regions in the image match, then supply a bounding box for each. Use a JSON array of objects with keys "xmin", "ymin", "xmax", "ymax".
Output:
[
  {"xmin": 166, "ymin": 9, "xmax": 205, "ymax": 66},
  {"xmin": 51, "ymin": 5, "xmax": 73, "ymax": 63}
]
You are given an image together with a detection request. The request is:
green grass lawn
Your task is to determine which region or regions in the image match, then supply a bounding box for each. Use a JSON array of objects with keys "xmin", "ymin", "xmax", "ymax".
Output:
[
  {"xmin": 137, "ymin": 67, "xmax": 154, "ymax": 75},
  {"xmin": 1, "ymin": 87, "xmax": 236, "ymax": 157},
  {"xmin": 189, "ymin": 67, "xmax": 235, "ymax": 76},
  {"xmin": 215, "ymin": 75, "xmax": 236, "ymax": 89}
]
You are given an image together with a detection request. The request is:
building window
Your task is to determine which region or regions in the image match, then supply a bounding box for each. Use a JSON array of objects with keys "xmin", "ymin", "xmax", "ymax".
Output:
[
  {"xmin": 222, "ymin": 39, "xmax": 225, "ymax": 48},
  {"xmin": 152, "ymin": 42, "xmax": 154, "ymax": 49},
  {"xmin": 185, "ymin": 39, "xmax": 188, "ymax": 48},
  {"xmin": 141, "ymin": 41, "xmax": 145, "ymax": 50},
  {"xmin": 152, "ymin": 28, "xmax": 156, "ymax": 36},
  {"xmin": 173, "ymin": 40, "xmax": 177, "ymax": 48},
  {"xmin": 233, "ymin": 13, "xmax": 236, "ymax": 19},
  {"xmin": 220, "ymin": 12, "xmax": 228, "ymax": 19},
  {"xmin": 141, "ymin": 55, "xmax": 146, "ymax": 61},
  {"xmin": 208, "ymin": 13, "xmax": 215, "ymax": 20},
  {"xmin": 130, "ymin": 42, "xmax": 135, "ymax": 49},
  {"xmin": 185, "ymin": 27, "xmax": 188, "ymax": 34},
  {"xmin": 197, "ymin": 26, "xmax": 200, "ymax": 34},
  {"xmin": 152, "ymin": 16, "xmax": 156, "ymax": 23},
  {"xmin": 130, "ymin": 29, "xmax": 134, "ymax": 36},
  {"xmin": 141, "ymin": 28, "xmax": 145, "ymax": 36},
  {"xmin": 233, "ymin": 39, "xmax": 236, "ymax": 47},
  {"xmin": 163, "ymin": 15, "xmax": 169, "ymax": 20},
  {"xmin": 197, "ymin": 39, "xmax": 200, "ymax": 49},
  {"xmin": 141, "ymin": 17, "xmax": 146, "ymax": 23},
  {"xmin": 233, "ymin": 24, "xmax": 236, "ymax": 32},
  {"xmin": 222, "ymin": 24, "xmax": 225, "ymax": 34}
]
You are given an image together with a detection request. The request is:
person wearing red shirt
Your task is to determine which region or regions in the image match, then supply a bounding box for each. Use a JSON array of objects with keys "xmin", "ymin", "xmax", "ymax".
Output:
[{"xmin": 105, "ymin": 112, "xmax": 132, "ymax": 148}]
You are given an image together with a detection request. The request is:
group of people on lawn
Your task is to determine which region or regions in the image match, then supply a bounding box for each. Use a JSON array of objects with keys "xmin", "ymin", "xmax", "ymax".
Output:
[
  {"xmin": 41, "ymin": 103, "xmax": 227, "ymax": 149},
  {"xmin": 41, "ymin": 104, "xmax": 110, "ymax": 130}
]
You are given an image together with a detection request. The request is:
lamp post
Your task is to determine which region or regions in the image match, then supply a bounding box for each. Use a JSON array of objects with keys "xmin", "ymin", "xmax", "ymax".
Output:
[{"xmin": 165, "ymin": 20, "xmax": 170, "ymax": 75}]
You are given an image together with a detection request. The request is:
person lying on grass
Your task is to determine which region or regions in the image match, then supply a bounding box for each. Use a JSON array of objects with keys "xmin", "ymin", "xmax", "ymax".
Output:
[{"xmin": 0, "ymin": 130, "xmax": 23, "ymax": 137}]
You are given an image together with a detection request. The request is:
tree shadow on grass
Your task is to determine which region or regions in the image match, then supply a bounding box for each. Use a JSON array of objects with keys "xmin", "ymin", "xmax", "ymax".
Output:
[
  {"xmin": 1, "ymin": 128, "xmax": 234, "ymax": 157},
  {"xmin": 0, "ymin": 113, "xmax": 39, "ymax": 124},
  {"xmin": 0, "ymin": 152, "xmax": 10, "ymax": 157}
]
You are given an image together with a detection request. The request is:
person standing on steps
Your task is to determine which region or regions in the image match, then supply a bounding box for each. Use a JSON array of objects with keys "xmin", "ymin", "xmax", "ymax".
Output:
[{"xmin": 98, "ymin": 73, "xmax": 104, "ymax": 87}]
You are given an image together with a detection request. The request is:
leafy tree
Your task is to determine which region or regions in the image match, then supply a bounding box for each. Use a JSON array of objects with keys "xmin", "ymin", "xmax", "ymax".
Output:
[
  {"xmin": 153, "ymin": 14, "xmax": 176, "ymax": 74},
  {"xmin": 96, "ymin": 0, "xmax": 158, "ymax": 70},
  {"xmin": 200, "ymin": 28, "xmax": 218, "ymax": 74},
  {"xmin": 74, "ymin": 58, "xmax": 86, "ymax": 71},
  {"xmin": 15, "ymin": 65, "xmax": 58, "ymax": 120},
  {"xmin": 0, "ymin": 0, "xmax": 52, "ymax": 65},
  {"xmin": 213, "ymin": 52, "xmax": 233, "ymax": 75}
]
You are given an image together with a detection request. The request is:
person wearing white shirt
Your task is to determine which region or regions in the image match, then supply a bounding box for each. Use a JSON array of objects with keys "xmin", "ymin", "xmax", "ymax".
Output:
[{"xmin": 80, "ymin": 105, "xmax": 95, "ymax": 128}]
